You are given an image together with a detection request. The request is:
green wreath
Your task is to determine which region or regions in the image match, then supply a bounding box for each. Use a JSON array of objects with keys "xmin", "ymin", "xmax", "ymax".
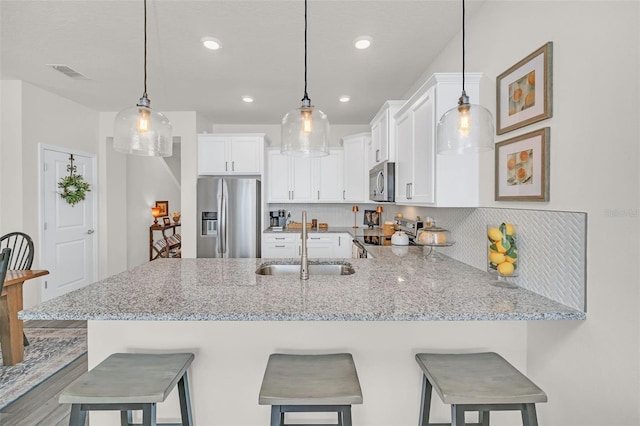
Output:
[{"xmin": 58, "ymin": 174, "xmax": 91, "ymax": 206}]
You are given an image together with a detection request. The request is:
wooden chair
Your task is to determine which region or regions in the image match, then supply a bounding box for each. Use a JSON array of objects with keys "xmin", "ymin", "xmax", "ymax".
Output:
[
  {"xmin": 0, "ymin": 232, "xmax": 35, "ymax": 270},
  {"xmin": 0, "ymin": 248, "xmax": 12, "ymax": 296},
  {"xmin": 0, "ymin": 232, "xmax": 35, "ymax": 346}
]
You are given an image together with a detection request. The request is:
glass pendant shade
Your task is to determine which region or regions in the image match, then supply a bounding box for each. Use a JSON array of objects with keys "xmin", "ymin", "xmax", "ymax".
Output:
[
  {"xmin": 437, "ymin": 98, "xmax": 494, "ymax": 155},
  {"xmin": 281, "ymin": 103, "xmax": 330, "ymax": 157},
  {"xmin": 114, "ymin": 97, "xmax": 173, "ymax": 156}
]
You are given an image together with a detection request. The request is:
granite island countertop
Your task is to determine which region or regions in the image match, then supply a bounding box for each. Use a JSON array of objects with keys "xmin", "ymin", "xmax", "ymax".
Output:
[{"xmin": 21, "ymin": 247, "xmax": 585, "ymax": 322}]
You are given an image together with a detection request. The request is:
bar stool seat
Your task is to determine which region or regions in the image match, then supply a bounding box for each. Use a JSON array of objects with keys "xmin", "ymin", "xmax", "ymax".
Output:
[
  {"xmin": 259, "ymin": 353, "xmax": 363, "ymax": 426},
  {"xmin": 60, "ymin": 352, "xmax": 194, "ymax": 426},
  {"xmin": 415, "ymin": 352, "xmax": 547, "ymax": 426}
]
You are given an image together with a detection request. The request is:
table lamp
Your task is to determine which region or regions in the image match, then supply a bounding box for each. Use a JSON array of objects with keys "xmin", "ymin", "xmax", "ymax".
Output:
[
  {"xmin": 352, "ymin": 205, "xmax": 359, "ymax": 228},
  {"xmin": 151, "ymin": 207, "xmax": 161, "ymax": 225}
]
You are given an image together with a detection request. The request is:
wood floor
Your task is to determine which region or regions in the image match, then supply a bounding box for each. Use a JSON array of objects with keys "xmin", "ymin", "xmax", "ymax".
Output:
[{"xmin": 0, "ymin": 320, "xmax": 88, "ymax": 426}]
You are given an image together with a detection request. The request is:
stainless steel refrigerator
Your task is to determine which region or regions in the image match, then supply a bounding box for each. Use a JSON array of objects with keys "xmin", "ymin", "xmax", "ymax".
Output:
[{"xmin": 197, "ymin": 177, "xmax": 261, "ymax": 258}]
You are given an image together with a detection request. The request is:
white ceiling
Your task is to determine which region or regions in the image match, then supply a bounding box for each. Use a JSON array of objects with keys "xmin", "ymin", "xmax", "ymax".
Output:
[{"xmin": 1, "ymin": 0, "xmax": 484, "ymax": 125}]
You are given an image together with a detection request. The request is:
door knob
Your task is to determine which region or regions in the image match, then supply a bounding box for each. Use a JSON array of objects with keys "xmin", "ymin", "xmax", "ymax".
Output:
[{"xmin": 87, "ymin": 229, "xmax": 95, "ymax": 234}]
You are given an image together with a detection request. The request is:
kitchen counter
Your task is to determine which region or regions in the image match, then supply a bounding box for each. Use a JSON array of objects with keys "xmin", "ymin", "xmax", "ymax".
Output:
[
  {"xmin": 21, "ymin": 248, "xmax": 584, "ymax": 322},
  {"xmin": 22, "ymin": 250, "xmax": 583, "ymax": 424}
]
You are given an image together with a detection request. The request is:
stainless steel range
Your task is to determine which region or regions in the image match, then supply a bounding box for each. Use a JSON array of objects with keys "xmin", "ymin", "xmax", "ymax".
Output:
[{"xmin": 394, "ymin": 218, "xmax": 424, "ymax": 245}]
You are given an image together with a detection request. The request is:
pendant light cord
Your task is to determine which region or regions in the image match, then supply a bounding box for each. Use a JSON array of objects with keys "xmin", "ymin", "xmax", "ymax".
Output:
[
  {"xmin": 143, "ymin": 0, "xmax": 148, "ymax": 99},
  {"xmin": 302, "ymin": 0, "xmax": 310, "ymax": 102},
  {"xmin": 461, "ymin": 0, "xmax": 466, "ymax": 95}
]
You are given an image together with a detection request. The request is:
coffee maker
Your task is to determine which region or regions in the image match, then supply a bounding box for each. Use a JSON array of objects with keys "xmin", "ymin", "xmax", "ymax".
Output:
[{"xmin": 269, "ymin": 211, "xmax": 280, "ymax": 227}]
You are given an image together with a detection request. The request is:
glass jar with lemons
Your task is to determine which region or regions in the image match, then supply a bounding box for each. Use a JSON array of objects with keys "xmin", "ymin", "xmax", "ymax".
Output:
[{"xmin": 487, "ymin": 223, "xmax": 518, "ymax": 287}]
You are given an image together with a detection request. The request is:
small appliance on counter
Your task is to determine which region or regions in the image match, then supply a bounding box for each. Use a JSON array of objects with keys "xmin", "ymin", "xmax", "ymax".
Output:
[{"xmin": 391, "ymin": 231, "xmax": 409, "ymax": 246}]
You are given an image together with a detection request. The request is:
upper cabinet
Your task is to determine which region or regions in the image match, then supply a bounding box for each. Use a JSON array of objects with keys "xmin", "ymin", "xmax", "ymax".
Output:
[
  {"xmin": 198, "ymin": 133, "xmax": 269, "ymax": 175},
  {"xmin": 394, "ymin": 73, "xmax": 482, "ymax": 207},
  {"xmin": 369, "ymin": 101, "xmax": 405, "ymax": 169},
  {"xmin": 341, "ymin": 133, "xmax": 371, "ymax": 203},
  {"xmin": 266, "ymin": 148, "xmax": 343, "ymax": 203}
]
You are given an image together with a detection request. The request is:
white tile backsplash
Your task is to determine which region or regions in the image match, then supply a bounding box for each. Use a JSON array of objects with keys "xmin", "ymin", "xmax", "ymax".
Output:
[{"xmin": 267, "ymin": 204, "xmax": 587, "ymax": 312}]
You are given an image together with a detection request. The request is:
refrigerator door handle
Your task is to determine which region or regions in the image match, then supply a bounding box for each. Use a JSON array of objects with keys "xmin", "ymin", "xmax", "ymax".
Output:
[{"xmin": 220, "ymin": 190, "xmax": 227, "ymax": 256}]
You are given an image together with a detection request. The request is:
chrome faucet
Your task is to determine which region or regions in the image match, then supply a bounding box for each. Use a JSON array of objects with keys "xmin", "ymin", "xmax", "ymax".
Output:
[{"xmin": 300, "ymin": 210, "xmax": 309, "ymax": 280}]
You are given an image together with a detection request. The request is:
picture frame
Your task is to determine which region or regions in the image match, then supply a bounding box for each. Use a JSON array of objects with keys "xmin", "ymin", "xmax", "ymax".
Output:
[
  {"xmin": 495, "ymin": 127, "xmax": 550, "ymax": 201},
  {"xmin": 496, "ymin": 42, "xmax": 553, "ymax": 135},
  {"xmin": 155, "ymin": 201, "xmax": 169, "ymax": 217},
  {"xmin": 163, "ymin": 217, "xmax": 171, "ymax": 226},
  {"xmin": 363, "ymin": 209, "xmax": 380, "ymax": 228}
]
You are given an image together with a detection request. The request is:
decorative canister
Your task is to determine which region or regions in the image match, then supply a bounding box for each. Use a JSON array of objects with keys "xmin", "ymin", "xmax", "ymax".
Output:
[{"xmin": 487, "ymin": 223, "xmax": 518, "ymax": 281}]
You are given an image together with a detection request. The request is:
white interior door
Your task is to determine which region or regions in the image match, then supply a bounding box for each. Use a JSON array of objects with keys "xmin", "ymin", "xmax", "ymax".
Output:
[{"xmin": 41, "ymin": 147, "xmax": 97, "ymax": 301}]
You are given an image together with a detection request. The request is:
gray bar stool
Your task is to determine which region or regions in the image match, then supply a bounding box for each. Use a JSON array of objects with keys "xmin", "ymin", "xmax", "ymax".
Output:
[
  {"xmin": 259, "ymin": 353, "xmax": 363, "ymax": 426},
  {"xmin": 415, "ymin": 352, "xmax": 547, "ymax": 426},
  {"xmin": 59, "ymin": 352, "xmax": 194, "ymax": 426}
]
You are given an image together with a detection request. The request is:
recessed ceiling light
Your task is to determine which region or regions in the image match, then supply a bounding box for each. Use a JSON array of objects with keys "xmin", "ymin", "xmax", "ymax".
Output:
[
  {"xmin": 242, "ymin": 96, "xmax": 254, "ymax": 103},
  {"xmin": 354, "ymin": 36, "xmax": 372, "ymax": 50},
  {"xmin": 201, "ymin": 37, "xmax": 221, "ymax": 50},
  {"xmin": 339, "ymin": 95, "xmax": 351, "ymax": 103}
]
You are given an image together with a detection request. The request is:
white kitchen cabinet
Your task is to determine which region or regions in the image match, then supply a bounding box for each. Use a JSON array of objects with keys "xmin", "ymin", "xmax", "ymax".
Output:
[
  {"xmin": 333, "ymin": 233, "xmax": 353, "ymax": 258},
  {"xmin": 266, "ymin": 148, "xmax": 343, "ymax": 203},
  {"xmin": 198, "ymin": 133, "xmax": 268, "ymax": 175},
  {"xmin": 306, "ymin": 234, "xmax": 334, "ymax": 258},
  {"xmin": 316, "ymin": 150, "xmax": 343, "ymax": 202},
  {"xmin": 341, "ymin": 133, "xmax": 370, "ymax": 203},
  {"xmin": 394, "ymin": 73, "xmax": 481, "ymax": 207},
  {"xmin": 262, "ymin": 233, "xmax": 298, "ymax": 258},
  {"xmin": 369, "ymin": 101, "xmax": 405, "ymax": 168},
  {"xmin": 262, "ymin": 232, "xmax": 353, "ymax": 259}
]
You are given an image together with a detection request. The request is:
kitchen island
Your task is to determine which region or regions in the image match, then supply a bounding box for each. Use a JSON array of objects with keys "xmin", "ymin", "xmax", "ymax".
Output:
[{"xmin": 21, "ymin": 249, "xmax": 583, "ymax": 425}]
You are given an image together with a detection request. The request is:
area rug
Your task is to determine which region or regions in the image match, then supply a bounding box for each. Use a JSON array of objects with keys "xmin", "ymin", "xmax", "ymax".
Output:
[{"xmin": 0, "ymin": 327, "xmax": 87, "ymax": 410}]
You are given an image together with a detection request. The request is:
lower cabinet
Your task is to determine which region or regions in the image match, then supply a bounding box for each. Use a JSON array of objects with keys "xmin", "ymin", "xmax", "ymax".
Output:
[{"xmin": 262, "ymin": 233, "xmax": 353, "ymax": 259}]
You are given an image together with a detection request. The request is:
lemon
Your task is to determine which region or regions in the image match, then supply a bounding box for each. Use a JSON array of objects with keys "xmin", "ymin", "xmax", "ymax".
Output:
[
  {"xmin": 505, "ymin": 255, "xmax": 517, "ymax": 264},
  {"xmin": 497, "ymin": 262, "xmax": 515, "ymax": 275},
  {"xmin": 495, "ymin": 241, "xmax": 507, "ymax": 253},
  {"xmin": 487, "ymin": 227, "xmax": 503, "ymax": 242},
  {"xmin": 489, "ymin": 252, "xmax": 506, "ymax": 264},
  {"xmin": 504, "ymin": 223, "xmax": 515, "ymax": 236}
]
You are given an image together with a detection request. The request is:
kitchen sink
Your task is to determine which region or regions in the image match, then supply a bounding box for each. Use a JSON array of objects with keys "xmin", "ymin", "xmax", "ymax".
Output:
[{"xmin": 255, "ymin": 261, "xmax": 355, "ymax": 276}]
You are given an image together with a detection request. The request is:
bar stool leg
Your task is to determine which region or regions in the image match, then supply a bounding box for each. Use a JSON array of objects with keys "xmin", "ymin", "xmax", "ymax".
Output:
[
  {"xmin": 69, "ymin": 404, "xmax": 86, "ymax": 426},
  {"xmin": 522, "ymin": 403, "xmax": 538, "ymax": 426},
  {"xmin": 178, "ymin": 372, "xmax": 193, "ymax": 426},
  {"xmin": 451, "ymin": 405, "xmax": 465, "ymax": 426},
  {"xmin": 479, "ymin": 410, "xmax": 490, "ymax": 426},
  {"xmin": 418, "ymin": 375, "xmax": 433, "ymax": 426},
  {"xmin": 270, "ymin": 405, "xmax": 283, "ymax": 426},
  {"xmin": 120, "ymin": 410, "xmax": 133, "ymax": 425},
  {"xmin": 141, "ymin": 403, "xmax": 157, "ymax": 426},
  {"xmin": 340, "ymin": 406, "xmax": 352, "ymax": 426}
]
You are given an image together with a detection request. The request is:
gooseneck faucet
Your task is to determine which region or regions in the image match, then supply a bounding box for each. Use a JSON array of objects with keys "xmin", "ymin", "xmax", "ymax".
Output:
[{"xmin": 300, "ymin": 210, "xmax": 309, "ymax": 280}]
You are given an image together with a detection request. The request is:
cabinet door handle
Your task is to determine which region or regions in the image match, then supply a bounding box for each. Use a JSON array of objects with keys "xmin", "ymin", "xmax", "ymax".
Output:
[
  {"xmin": 376, "ymin": 149, "xmax": 380, "ymax": 162},
  {"xmin": 317, "ymin": 190, "xmax": 320, "ymax": 200},
  {"xmin": 343, "ymin": 190, "xmax": 346, "ymax": 200},
  {"xmin": 310, "ymin": 237, "xmax": 321, "ymax": 240},
  {"xmin": 275, "ymin": 245, "xmax": 285, "ymax": 248},
  {"xmin": 338, "ymin": 236, "xmax": 341, "ymax": 246},
  {"xmin": 232, "ymin": 161, "xmax": 235, "ymax": 171},
  {"xmin": 299, "ymin": 246, "xmax": 301, "ymax": 255},
  {"xmin": 225, "ymin": 161, "xmax": 228, "ymax": 171},
  {"xmin": 275, "ymin": 237, "xmax": 285, "ymax": 240}
]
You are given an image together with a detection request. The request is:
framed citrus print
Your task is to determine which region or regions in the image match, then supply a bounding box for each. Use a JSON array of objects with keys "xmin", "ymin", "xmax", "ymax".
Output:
[
  {"xmin": 495, "ymin": 128, "xmax": 550, "ymax": 201},
  {"xmin": 496, "ymin": 42, "xmax": 553, "ymax": 135}
]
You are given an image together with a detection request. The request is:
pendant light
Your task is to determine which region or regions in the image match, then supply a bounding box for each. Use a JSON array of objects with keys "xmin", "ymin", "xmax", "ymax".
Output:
[
  {"xmin": 114, "ymin": 0, "xmax": 172, "ymax": 157},
  {"xmin": 281, "ymin": 0, "xmax": 330, "ymax": 157},
  {"xmin": 436, "ymin": 0, "xmax": 494, "ymax": 155}
]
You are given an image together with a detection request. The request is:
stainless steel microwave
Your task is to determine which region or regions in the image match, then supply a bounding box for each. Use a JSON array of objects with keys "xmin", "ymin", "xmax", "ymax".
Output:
[{"xmin": 369, "ymin": 162, "xmax": 395, "ymax": 202}]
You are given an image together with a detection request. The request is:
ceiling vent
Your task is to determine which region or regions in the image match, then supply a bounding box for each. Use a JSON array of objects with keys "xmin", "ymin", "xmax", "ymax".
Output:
[{"xmin": 47, "ymin": 64, "xmax": 89, "ymax": 80}]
